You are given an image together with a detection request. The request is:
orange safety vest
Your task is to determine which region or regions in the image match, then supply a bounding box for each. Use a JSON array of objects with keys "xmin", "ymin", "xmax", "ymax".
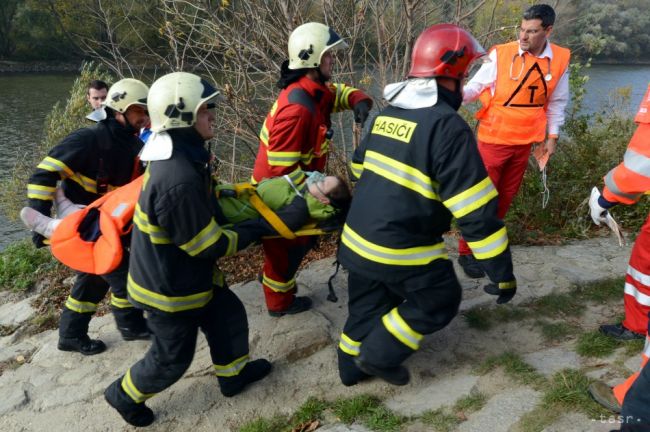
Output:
[
  {"xmin": 603, "ymin": 84, "xmax": 650, "ymax": 204},
  {"xmin": 50, "ymin": 175, "xmax": 143, "ymax": 275},
  {"xmin": 476, "ymin": 41, "xmax": 571, "ymax": 145}
]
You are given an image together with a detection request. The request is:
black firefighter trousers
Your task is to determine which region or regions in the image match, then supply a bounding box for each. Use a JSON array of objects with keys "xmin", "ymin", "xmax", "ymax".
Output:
[
  {"xmin": 109, "ymin": 286, "xmax": 249, "ymax": 407},
  {"xmin": 338, "ymin": 259, "xmax": 462, "ymax": 379},
  {"xmin": 59, "ymin": 254, "xmax": 146, "ymax": 339}
]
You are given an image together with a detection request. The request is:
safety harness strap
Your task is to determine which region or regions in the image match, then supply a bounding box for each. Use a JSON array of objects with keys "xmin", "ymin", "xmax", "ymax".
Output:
[{"xmin": 233, "ymin": 183, "xmax": 296, "ymax": 240}]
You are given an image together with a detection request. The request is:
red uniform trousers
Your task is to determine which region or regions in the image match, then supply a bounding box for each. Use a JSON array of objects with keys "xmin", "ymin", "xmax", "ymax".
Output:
[
  {"xmin": 621, "ymin": 214, "xmax": 650, "ymax": 335},
  {"xmin": 458, "ymin": 141, "xmax": 531, "ymax": 255},
  {"xmin": 261, "ymin": 236, "xmax": 316, "ymax": 312}
]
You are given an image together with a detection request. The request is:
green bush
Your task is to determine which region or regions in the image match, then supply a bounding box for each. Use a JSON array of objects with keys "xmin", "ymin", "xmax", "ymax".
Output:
[
  {"xmin": 508, "ymin": 62, "xmax": 649, "ymax": 243},
  {"xmin": 0, "ymin": 239, "xmax": 58, "ymax": 292}
]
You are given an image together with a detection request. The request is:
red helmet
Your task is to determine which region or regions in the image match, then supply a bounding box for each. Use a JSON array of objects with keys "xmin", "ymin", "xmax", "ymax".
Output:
[{"xmin": 408, "ymin": 24, "xmax": 487, "ymax": 80}]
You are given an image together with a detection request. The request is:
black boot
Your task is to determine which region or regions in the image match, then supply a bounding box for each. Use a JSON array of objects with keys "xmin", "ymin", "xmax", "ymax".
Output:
[
  {"xmin": 354, "ymin": 357, "xmax": 410, "ymax": 386},
  {"xmin": 118, "ymin": 326, "xmax": 151, "ymax": 341},
  {"xmin": 338, "ymin": 350, "xmax": 370, "ymax": 386},
  {"xmin": 104, "ymin": 378, "xmax": 155, "ymax": 427},
  {"xmin": 457, "ymin": 254, "xmax": 485, "ymax": 278},
  {"xmin": 219, "ymin": 359, "xmax": 272, "ymax": 397},
  {"xmin": 268, "ymin": 296, "xmax": 312, "ymax": 317},
  {"xmin": 58, "ymin": 335, "xmax": 106, "ymax": 355},
  {"xmin": 599, "ymin": 323, "xmax": 644, "ymax": 341}
]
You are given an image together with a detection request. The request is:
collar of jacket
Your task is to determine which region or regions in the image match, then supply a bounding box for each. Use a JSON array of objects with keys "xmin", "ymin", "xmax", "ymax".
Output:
[
  {"xmin": 437, "ymin": 84, "xmax": 463, "ymax": 111},
  {"xmin": 167, "ymin": 127, "xmax": 210, "ymax": 164},
  {"xmin": 101, "ymin": 117, "xmax": 138, "ymax": 140},
  {"xmin": 295, "ymin": 75, "xmax": 329, "ymax": 103}
]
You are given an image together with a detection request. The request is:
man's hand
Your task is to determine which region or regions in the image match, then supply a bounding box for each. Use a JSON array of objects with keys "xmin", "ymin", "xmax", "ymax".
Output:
[
  {"xmin": 589, "ymin": 187, "xmax": 609, "ymax": 226},
  {"xmin": 544, "ymin": 136, "xmax": 558, "ymax": 158},
  {"xmin": 353, "ymin": 100, "xmax": 371, "ymax": 128}
]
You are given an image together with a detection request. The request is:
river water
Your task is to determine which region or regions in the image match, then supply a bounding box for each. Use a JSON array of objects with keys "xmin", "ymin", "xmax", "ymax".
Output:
[{"xmin": 0, "ymin": 65, "xmax": 649, "ymax": 251}]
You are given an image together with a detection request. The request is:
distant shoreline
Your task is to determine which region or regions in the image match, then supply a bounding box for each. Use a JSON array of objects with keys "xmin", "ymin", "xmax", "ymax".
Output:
[{"xmin": 0, "ymin": 61, "xmax": 81, "ymax": 73}]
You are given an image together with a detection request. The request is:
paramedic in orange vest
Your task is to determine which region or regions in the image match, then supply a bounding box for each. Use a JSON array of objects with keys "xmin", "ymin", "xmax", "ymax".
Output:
[
  {"xmin": 456, "ymin": 4, "xmax": 571, "ymax": 280},
  {"xmin": 586, "ymin": 84, "xmax": 650, "ymax": 414},
  {"xmin": 252, "ymin": 22, "xmax": 372, "ymax": 316}
]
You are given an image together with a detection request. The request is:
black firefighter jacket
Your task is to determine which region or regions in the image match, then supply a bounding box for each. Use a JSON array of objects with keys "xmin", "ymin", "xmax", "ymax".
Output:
[{"xmin": 338, "ymin": 87, "xmax": 515, "ymax": 287}]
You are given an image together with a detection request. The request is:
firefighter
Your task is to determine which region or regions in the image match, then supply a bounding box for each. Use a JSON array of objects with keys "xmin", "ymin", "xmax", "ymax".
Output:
[
  {"xmin": 26, "ymin": 78, "xmax": 151, "ymax": 355},
  {"xmin": 336, "ymin": 24, "xmax": 517, "ymax": 386},
  {"xmin": 587, "ymin": 83, "xmax": 650, "ymax": 413},
  {"xmin": 252, "ymin": 22, "xmax": 373, "ymax": 316},
  {"xmin": 104, "ymin": 72, "xmax": 305, "ymax": 427}
]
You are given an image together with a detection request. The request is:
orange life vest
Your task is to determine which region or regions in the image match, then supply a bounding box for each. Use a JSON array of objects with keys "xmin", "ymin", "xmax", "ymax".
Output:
[
  {"xmin": 476, "ymin": 41, "xmax": 571, "ymax": 145},
  {"xmin": 50, "ymin": 175, "xmax": 143, "ymax": 275}
]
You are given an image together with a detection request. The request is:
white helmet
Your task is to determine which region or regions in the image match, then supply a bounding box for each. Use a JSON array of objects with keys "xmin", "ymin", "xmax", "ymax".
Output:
[
  {"xmin": 104, "ymin": 78, "xmax": 148, "ymax": 113},
  {"xmin": 147, "ymin": 72, "xmax": 220, "ymax": 133},
  {"xmin": 288, "ymin": 22, "xmax": 348, "ymax": 70}
]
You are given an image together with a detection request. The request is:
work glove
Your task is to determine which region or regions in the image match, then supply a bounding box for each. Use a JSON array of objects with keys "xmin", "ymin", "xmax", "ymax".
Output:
[
  {"xmin": 353, "ymin": 100, "xmax": 371, "ymax": 128},
  {"xmin": 588, "ymin": 187, "xmax": 610, "ymax": 226},
  {"xmin": 32, "ymin": 232, "xmax": 47, "ymax": 249},
  {"xmin": 483, "ymin": 280, "xmax": 517, "ymax": 304}
]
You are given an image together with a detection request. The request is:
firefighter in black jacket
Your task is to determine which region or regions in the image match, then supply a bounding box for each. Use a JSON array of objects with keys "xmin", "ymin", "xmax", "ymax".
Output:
[
  {"xmin": 104, "ymin": 72, "xmax": 306, "ymax": 427},
  {"xmin": 336, "ymin": 24, "xmax": 518, "ymax": 387},
  {"xmin": 26, "ymin": 78, "xmax": 151, "ymax": 355}
]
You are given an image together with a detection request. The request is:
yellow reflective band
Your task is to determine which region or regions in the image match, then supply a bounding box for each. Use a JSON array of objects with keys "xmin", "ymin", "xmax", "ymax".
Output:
[
  {"xmin": 142, "ymin": 166, "xmax": 150, "ymax": 191},
  {"xmin": 212, "ymin": 268, "xmax": 226, "ymax": 287},
  {"xmin": 127, "ymin": 273, "xmax": 213, "ymax": 313},
  {"xmin": 222, "ymin": 229, "xmax": 238, "ymax": 257},
  {"xmin": 443, "ymin": 177, "xmax": 498, "ymax": 218},
  {"xmin": 259, "ymin": 121, "xmax": 269, "ymax": 146},
  {"xmin": 382, "ymin": 307, "xmax": 422, "ymax": 351},
  {"xmin": 68, "ymin": 173, "xmax": 98, "ymax": 194},
  {"xmin": 267, "ymin": 150, "xmax": 301, "ymax": 167},
  {"xmin": 339, "ymin": 333, "xmax": 361, "ymax": 356},
  {"xmin": 287, "ymin": 168, "xmax": 306, "ymax": 185},
  {"xmin": 371, "ymin": 116, "xmax": 417, "ymax": 143},
  {"xmin": 65, "ymin": 296, "xmax": 98, "ymax": 313},
  {"xmin": 133, "ymin": 204, "xmax": 172, "ymax": 244},
  {"xmin": 341, "ymin": 224, "xmax": 447, "ymax": 266},
  {"xmin": 467, "ymin": 227, "xmax": 509, "ymax": 260},
  {"xmin": 179, "ymin": 219, "xmax": 222, "ymax": 256},
  {"xmin": 300, "ymin": 149, "xmax": 314, "ymax": 165},
  {"xmin": 262, "ymin": 273, "xmax": 296, "ymax": 293},
  {"xmin": 498, "ymin": 281, "xmax": 517, "ymax": 290},
  {"xmin": 110, "ymin": 294, "xmax": 133, "ymax": 309},
  {"xmin": 363, "ymin": 150, "xmax": 439, "ymax": 200},
  {"xmin": 350, "ymin": 162, "xmax": 363, "ymax": 180},
  {"xmin": 37, "ymin": 156, "xmax": 74, "ymax": 177},
  {"xmin": 27, "ymin": 184, "xmax": 56, "ymax": 200},
  {"xmin": 213, "ymin": 354, "xmax": 250, "ymax": 377},
  {"xmin": 269, "ymin": 101, "xmax": 278, "ymax": 117},
  {"xmin": 121, "ymin": 369, "xmax": 155, "ymax": 404}
]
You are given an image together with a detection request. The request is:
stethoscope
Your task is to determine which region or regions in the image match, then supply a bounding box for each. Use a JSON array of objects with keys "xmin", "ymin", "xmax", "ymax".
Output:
[{"xmin": 509, "ymin": 53, "xmax": 552, "ymax": 82}]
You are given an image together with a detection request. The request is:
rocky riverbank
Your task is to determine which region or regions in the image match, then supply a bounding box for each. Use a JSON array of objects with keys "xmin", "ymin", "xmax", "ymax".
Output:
[{"xmin": 0, "ymin": 235, "xmax": 640, "ymax": 431}]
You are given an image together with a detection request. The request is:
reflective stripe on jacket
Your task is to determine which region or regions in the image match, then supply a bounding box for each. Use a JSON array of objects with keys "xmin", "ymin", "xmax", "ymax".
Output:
[
  {"xmin": 252, "ymin": 76, "xmax": 371, "ymax": 184},
  {"xmin": 476, "ymin": 41, "xmax": 570, "ymax": 145},
  {"xmin": 603, "ymin": 85, "xmax": 650, "ymax": 204},
  {"xmin": 338, "ymin": 88, "xmax": 515, "ymax": 285},
  {"xmin": 27, "ymin": 119, "xmax": 143, "ymax": 217}
]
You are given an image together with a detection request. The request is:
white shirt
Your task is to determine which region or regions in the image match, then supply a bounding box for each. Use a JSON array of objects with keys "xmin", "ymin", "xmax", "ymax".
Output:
[{"xmin": 463, "ymin": 41, "xmax": 570, "ymax": 136}]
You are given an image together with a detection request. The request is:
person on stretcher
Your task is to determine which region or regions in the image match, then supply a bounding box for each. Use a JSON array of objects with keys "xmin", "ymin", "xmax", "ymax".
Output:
[{"xmin": 20, "ymin": 171, "xmax": 351, "ymax": 240}]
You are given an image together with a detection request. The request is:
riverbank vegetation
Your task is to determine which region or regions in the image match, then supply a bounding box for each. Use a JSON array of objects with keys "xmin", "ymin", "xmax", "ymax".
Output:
[{"xmin": 0, "ymin": 1, "xmax": 648, "ymax": 295}]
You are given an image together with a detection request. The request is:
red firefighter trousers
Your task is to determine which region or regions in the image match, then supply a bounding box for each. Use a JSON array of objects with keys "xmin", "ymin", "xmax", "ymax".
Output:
[{"xmin": 458, "ymin": 141, "xmax": 531, "ymax": 255}]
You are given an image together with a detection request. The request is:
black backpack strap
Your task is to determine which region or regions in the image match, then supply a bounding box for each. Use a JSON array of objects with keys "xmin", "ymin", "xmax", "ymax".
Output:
[{"xmin": 93, "ymin": 122, "xmax": 113, "ymax": 195}]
